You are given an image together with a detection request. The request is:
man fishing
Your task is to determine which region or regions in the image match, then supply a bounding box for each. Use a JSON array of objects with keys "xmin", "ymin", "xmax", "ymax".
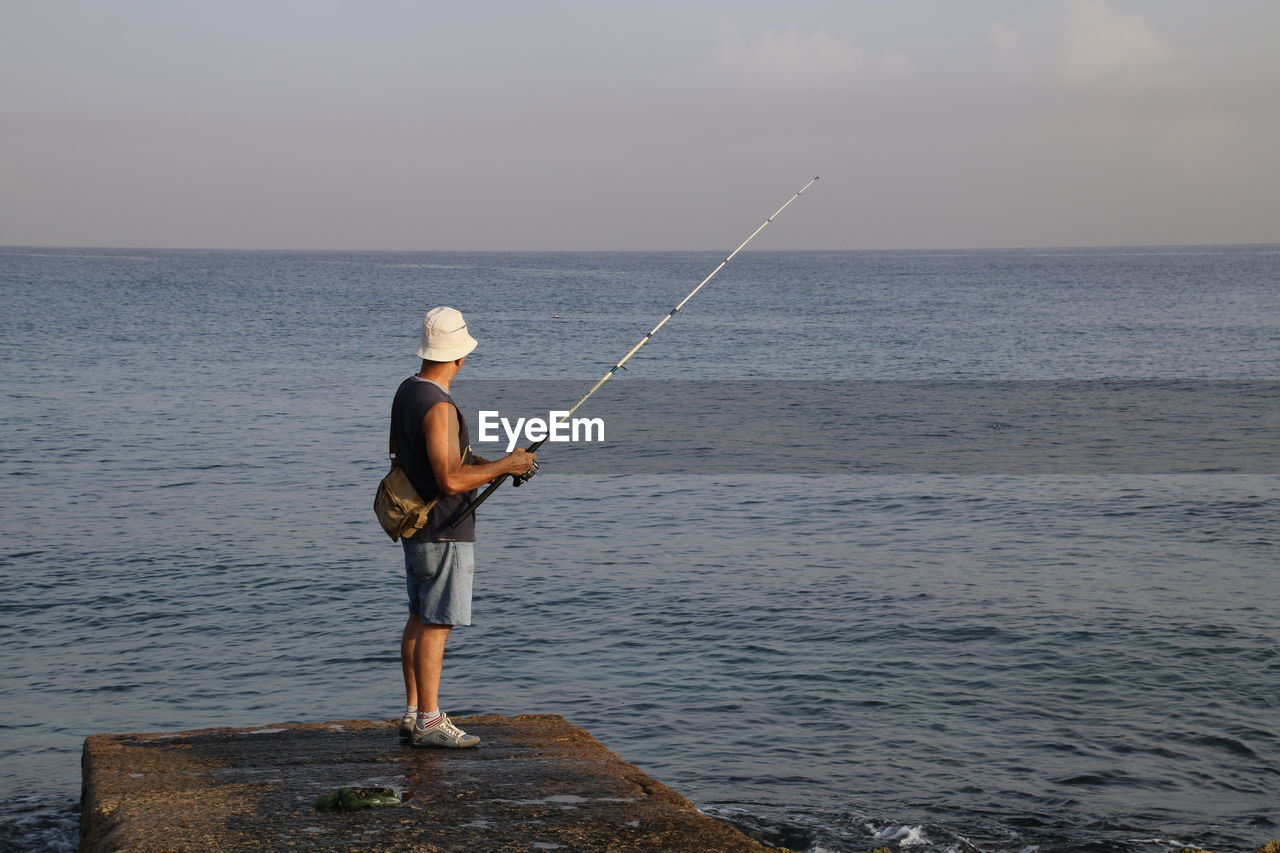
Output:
[
  {"xmin": 387, "ymin": 180, "xmax": 815, "ymax": 748},
  {"xmin": 390, "ymin": 306, "xmax": 536, "ymax": 748}
]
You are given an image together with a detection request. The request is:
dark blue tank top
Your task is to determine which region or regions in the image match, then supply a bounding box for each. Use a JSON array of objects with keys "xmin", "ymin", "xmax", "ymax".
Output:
[{"xmin": 391, "ymin": 376, "xmax": 477, "ymax": 542}]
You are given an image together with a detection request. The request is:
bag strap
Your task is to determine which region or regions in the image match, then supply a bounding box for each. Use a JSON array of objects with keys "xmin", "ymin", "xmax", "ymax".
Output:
[{"xmin": 388, "ymin": 378, "xmax": 407, "ymax": 461}]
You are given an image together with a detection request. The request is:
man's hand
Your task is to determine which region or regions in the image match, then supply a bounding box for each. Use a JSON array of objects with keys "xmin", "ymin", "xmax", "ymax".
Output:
[{"xmin": 504, "ymin": 448, "xmax": 537, "ymax": 476}]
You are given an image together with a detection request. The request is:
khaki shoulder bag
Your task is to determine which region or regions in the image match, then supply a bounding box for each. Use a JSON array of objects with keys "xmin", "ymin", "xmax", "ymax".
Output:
[{"xmin": 373, "ymin": 421, "xmax": 439, "ymax": 543}]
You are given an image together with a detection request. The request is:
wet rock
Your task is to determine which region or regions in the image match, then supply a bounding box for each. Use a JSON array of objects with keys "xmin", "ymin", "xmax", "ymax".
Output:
[{"xmin": 80, "ymin": 714, "xmax": 781, "ymax": 852}]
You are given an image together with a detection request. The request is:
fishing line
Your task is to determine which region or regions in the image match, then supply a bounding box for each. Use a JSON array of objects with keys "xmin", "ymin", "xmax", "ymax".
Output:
[{"xmin": 445, "ymin": 176, "xmax": 820, "ymax": 527}]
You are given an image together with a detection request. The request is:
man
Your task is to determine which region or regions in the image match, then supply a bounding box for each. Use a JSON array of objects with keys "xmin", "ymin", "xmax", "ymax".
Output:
[{"xmin": 390, "ymin": 306, "xmax": 536, "ymax": 748}]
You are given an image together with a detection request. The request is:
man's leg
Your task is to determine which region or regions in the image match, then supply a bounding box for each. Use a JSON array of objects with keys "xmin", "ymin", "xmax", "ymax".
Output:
[
  {"xmin": 401, "ymin": 615, "xmax": 421, "ymax": 709},
  {"xmin": 412, "ymin": 622, "xmax": 452, "ymax": 714},
  {"xmin": 408, "ymin": 620, "xmax": 479, "ymax": 748}
]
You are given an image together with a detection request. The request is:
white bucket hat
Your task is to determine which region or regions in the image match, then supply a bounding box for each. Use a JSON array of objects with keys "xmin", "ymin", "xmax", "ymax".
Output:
[{"xmin": 415, "ymin": 306, "xmax": 478, "ymax": 361}]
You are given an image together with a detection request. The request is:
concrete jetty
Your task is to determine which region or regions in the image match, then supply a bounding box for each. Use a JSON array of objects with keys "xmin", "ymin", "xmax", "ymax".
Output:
[{"xmin": 80, "ymin": 714, "xmax": 780, "ymax": 852}]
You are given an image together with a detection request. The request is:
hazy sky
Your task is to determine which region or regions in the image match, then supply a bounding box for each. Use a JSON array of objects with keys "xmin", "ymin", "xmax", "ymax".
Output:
[{"xmin": 2, "ymin": 1, "xmax": 1278, "ymax": 250}]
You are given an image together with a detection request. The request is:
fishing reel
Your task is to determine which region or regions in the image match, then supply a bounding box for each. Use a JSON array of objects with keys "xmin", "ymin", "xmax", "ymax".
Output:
[{"xmin": 512, "ymin": 459, "xmax": 540, "ymax": 487}]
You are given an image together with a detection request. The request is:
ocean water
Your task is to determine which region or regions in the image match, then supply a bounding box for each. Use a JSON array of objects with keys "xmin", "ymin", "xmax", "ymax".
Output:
[{"xmin": 0, "ymin": 246, "xmax": 1277, "ymax": 853}]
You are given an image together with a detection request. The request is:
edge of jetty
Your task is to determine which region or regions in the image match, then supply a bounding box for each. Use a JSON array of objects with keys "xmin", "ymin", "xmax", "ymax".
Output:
[{"xmin": 80, "ymin": 713, "xmax": 781, "ymax": 852}]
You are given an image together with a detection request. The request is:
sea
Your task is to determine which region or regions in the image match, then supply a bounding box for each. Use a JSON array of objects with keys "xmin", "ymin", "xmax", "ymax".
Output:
[{"xmin": 0, "ymin": 246, "xmax": 1277, "ymax": 853}]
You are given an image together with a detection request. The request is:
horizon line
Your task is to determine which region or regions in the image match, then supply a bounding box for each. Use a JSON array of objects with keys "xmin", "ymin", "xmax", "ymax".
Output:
[{"xmin": 3, "ymin": 240, "xmax": 1278, "ymax": 255}]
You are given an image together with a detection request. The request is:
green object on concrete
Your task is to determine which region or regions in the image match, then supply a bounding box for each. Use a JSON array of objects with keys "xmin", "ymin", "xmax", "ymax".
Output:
[{"xmin": 315, "ymin": 786, "xmax": 401, "ymax": 811}]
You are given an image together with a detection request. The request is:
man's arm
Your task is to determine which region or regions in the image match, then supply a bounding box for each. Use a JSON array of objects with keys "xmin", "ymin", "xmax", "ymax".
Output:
[{"xmin": 423, "ymin": 401, "xmax": 535, "ymax": 495}]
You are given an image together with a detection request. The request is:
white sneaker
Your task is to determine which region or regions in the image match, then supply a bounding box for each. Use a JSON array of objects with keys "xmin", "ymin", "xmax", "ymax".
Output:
[
  {"xmin": 410, "ymin": 712, "xmax": 480, "ymax": 749},
  {"xmin": 397, "ymin": 712, "xmax": 416, "ymax": 740}
]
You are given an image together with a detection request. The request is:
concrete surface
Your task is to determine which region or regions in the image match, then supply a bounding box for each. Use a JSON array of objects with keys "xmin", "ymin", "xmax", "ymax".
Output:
[{"xmin": 80, "ymin": 714, "xmax": 782, "ymax": 852}]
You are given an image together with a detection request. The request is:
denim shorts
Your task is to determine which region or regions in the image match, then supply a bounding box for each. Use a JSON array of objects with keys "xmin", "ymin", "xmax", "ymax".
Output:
[{"xmin": 403, "ymin": 539, "xmax": 475, "ymax": 626}]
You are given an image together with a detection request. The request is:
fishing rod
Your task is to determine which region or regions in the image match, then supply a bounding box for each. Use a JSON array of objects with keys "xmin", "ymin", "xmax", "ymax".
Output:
[{"xmin": 444, "ymin": 176, "xmax": 820, "ymax": 528}]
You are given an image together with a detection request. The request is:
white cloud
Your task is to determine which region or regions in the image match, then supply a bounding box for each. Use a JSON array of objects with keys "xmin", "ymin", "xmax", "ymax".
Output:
[
  {"xmin": 714, "ymin": 17, "xmax": 912, "ymax": 88},
  {"xmin": 1060, "ymin": 0, "xmax": 1177, "ymax": 83}
]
